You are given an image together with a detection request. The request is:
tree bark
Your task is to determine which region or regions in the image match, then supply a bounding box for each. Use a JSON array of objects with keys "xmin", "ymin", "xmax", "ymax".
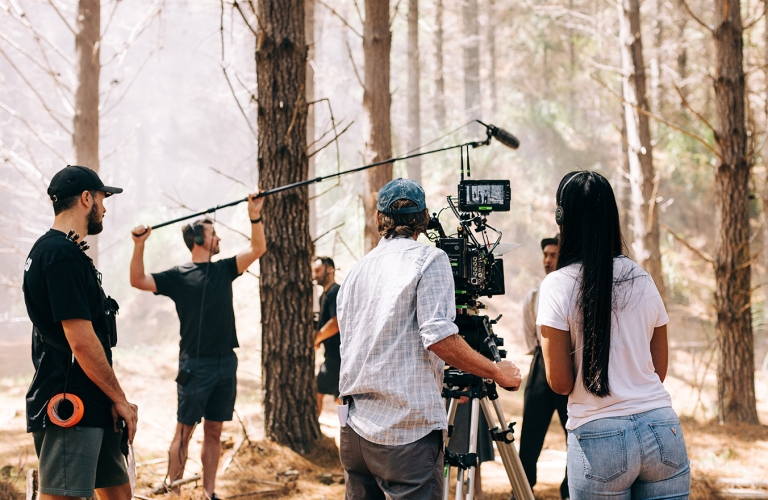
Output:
[
  {"xmin": 676, "ymin": 0, "xmax": 688, "ymax": 110},
  {"xmin": 617, "ymin": 0, "xmax": 666, "ymax": 300},
  {"xmin": 713, "ymin": 0, "xmax": 759, "ymax": 424},
  {"xmin": 256, "ymin": 0, "xmax": 320, "ymax": 451},
  {"xmin": 434, "ymin": 0, "xmax": 446, "ymax": 129},
  {"xmin": 463, "ymin": 0, "xmax": 481, "ymax": 119},
  {"xmin": 649, "ymin": 0, "xmax": 663, "ymax": 113},
  {"xmin": 363, "ymin": 0, "xmax": 393, "ymax": 252},
  {"xmin": 407, "ymin": 0, "xmax": 421, "ymax": 184},
  {"xmin": 74, "ymin": 0, "xmax": 100, "ymax": 172},
  {"xmin": 74, "ymin": 0, "xmax": 100, "ymax": 262}
]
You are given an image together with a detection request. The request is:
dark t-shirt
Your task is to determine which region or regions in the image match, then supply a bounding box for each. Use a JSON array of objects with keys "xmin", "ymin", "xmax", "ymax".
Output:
[
  {"xmin": 318, "ymin": 283, "xmax": 341, "ymax": 362},
  {"xmin": 23, "ymin": 230, "xmax": 115, "ymax": 432},
  {"xmin": 152, "ymin": 257, "xmax": 241, "ymax": 357}
]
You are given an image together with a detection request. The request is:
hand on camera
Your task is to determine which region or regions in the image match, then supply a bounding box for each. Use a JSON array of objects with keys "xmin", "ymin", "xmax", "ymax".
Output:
[
  {"xmin": 494, "ymin": 360, "xmax": 522, "ymax": 391},
  {"xmin": 131, "ymin": 225, "xmax": 151, "ymax": 243},
  {"xmin": 248, "ymin": 192, "xmax": 264, "ymax": 219}
]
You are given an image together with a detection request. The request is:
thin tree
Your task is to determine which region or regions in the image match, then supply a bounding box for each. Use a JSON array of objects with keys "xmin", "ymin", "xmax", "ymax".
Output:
[
  {"xmin": 307, "ymin": 0, "xmax": 317, "ymax": 239},
  {"xmin": 74, "ymin": 0, "xmax": 100, "ymax": 173},
  {"xmin": 617, "ymin": 0, "xmax": 666, "ymax": 300},
  {"xmin": 255, "ymin": 0, "xmax": 321, "ymax": 451},
  {"xmin": 407, "ymin": 0, "xmax": 422, "ymax": 184},
  {"xmin": 463, "ymin": 0, "xmax": 481, "ymax": 119},
  {"xmin": 434, "ymin": 0, "xmax": 447, "ymax": 129},
  {"xmin": 712, "ymin": 0, "xmax": 759, "ymax": 424},
  {"xmin": 362, "ymin": 0, "xmax": 393, "ymax": 251}
]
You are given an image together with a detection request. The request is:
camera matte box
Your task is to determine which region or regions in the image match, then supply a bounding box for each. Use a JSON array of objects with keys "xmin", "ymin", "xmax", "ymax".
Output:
[{"xmin": 458, "ymin": 180, "xmax": 511, "ymax": 212}]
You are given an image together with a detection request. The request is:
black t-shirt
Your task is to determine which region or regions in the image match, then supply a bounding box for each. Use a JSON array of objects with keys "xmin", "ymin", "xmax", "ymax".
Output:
[
  {"xmin": 152, "ymin": 257, "xmax": 241, "ymax": 357},
  {"xmin": 318, "ymin": 283, "xmax": 341, "ymax": 362},
  {"xmin": 23, "ymin": 230, "xmax": 115, "ymax": 432}
]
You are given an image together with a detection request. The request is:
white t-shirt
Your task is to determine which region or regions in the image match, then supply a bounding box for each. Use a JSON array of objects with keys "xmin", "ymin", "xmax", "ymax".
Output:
[{"xmin": 537, "ymin": 256, "xmax": 671, "ymax": 430}]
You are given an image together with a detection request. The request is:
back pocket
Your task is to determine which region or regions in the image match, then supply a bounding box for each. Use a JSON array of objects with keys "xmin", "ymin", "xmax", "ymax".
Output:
[
  {"xmin": 577, "ymin": 429, "xmax": 627, "ymax": 482},
  {"xmin": 649, "ymin": 419, "xmax": 688, "ymax": 468}
]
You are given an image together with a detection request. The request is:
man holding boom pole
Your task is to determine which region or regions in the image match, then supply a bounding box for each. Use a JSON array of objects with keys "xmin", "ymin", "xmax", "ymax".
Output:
[{"xmin": 129, "ymin": 193, "xmax": 265, "ymax": 500}]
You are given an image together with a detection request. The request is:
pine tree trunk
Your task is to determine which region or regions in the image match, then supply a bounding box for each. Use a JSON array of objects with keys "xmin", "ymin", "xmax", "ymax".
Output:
[
  {"xmin": 434, "ymin": 0, "xmax": 446, "ymax": 129},
  {"xmin": 649, "ymin": 0, "xmax": 662, "ymax": 112},
  {"xmin": 363, "ymin": 0, "xmax": 393, "ymax": 252},
  {"xmin": 713, "ymin": 0, "xmax": 759, "ymax": 425},
  {"xmin": 74, "ymin": 0, "xmax": 100, "ymax": 262},
  {"xmin": 617, "ymin": 0, "xmax": 666, "ymax": 300},
  {"xmin": 74, "ymin": 0, "xmax": 100, "ymax": 172},
  {"xmin": 486, "ymin": 0, "xmax": 497, "ymax": 112},
  {"xmin": 676, "ymin": 0, "xmax": 688, "ymax": 110},
  {"xmin": 407, "ymin": 0, "xmax": 421, "ymax": 184},
  {"xmin": 256, "ymin": 0, "xmax": 320, "ymax": 451},
  {"xmin": 463, "ymin": 0, "xmax": 481, "ymax": 119}
]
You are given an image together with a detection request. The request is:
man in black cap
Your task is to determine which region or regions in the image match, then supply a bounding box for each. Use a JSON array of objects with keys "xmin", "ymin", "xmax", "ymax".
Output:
[
  {"xmin": 23, "ymin": 165, "xmax": 138, "ymax": 500},
  {"xmin": 519, "ymin": 235, "xmax": 569, "ymax": 499}
]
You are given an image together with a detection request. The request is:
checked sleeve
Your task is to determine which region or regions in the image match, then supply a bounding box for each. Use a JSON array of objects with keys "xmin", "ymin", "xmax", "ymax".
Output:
[{"xmin": 416, "ymin": 251, "xmax": 459, "ymax": 349}]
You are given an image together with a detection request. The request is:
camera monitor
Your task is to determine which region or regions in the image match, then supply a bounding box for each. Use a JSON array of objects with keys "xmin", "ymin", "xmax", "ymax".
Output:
[{"xmin": 458, "ymin": 180, "xmax": 511, "ymax": 212}]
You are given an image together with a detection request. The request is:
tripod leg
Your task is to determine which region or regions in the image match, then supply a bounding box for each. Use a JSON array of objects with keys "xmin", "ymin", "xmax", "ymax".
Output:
[
  {"xmin": 443, "ymin": 399, "xmax": 458, "ymax": 500},
  {"xmin": 464, "ymin": 398, "xmax": 480, "ymax": 500},
  {"xmin": 484, "ymin": 398, "xmax": 535, "ymax": 500}
]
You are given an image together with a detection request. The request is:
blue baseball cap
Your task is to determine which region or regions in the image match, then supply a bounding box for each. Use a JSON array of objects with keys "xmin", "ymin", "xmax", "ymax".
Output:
[{"xmin": 376, "ymin": 178, "xmax": 427, "ymax": 214}]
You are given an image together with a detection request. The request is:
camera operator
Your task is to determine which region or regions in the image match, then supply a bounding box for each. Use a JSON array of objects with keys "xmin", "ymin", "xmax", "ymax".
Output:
[
  {"xmin": 312, "ymin": 256, "xmax": 341, "ymax": 416},
  {"xmin": 337, "ymin": 178, "xmax": 522, "ymax": 500},
  {"xmin": 24, "ymin": 165, "xmax": 137, "ymax": 500},
  {"xmin": 519, "ymin": 235, "xmax": 568, "ymax": 499},
  {"xmin": 129, "ymin": 193, "xmax": 265, "ymax": 500}
]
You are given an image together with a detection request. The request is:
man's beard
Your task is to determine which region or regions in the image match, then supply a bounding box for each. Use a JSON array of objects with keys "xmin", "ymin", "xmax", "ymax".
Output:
[{"xmin": 87, "ymin": 203, "xmax": 103, "ymax": 235}]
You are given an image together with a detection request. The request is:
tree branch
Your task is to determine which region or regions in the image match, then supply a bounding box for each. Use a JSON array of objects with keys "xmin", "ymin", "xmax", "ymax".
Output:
[
  {"xmin": 222, "ymin": 66, "xmax": 258, "ymax": 141},
  {"xmin": 671, "ymin": 79, "xmax": 715, "ymax": 132},
  {"xmin": 0, "ymin": 47, "xmax": 73, "ymax": 133},
  {"xmin": 661, "ymin": 223, "xmax": 714, "ymax": 264},
  {"xmin": 208, "ymin": 166, "xmax": 251, "ymax": 189},
  {"xmin": 308, "ymin": 120, "xmax": 353, "ymax": 158},
  {"xmin": 100, "ymin": 123, "xmax": 139, "ymax": 161},
  {"xmin": 100, "ymin": 0, "xmax": 121, "ymax": 41},
  {"xmin": 591, "ymin": 75, "xmax": 720, "ymax": 159},
  {"xmin": 100, "ymin": 49, "xmax": 156, "ymax": 116},
  {"xmin": 284, "ymin": 82, "xmax": 305, "ymax": 146},
  {"xmin": 317, "ymin": 0, "xmax": 363, "ymax": 38},
  {"xmin": 678, "ymin": 0, "xmax": 713, "ymax": 32},
  {"xmin": 231, "ymin": 0, "xmax": 259, "ymax": 36},
  {"xmin": 0, "ymin": 102, "xmax": 67, "ymax": 162},
  {"xmin": 46, "ymin": 0, "xmax": 76, "ymax": 36},
  {"xmin": 345, "ymin": 38, "xmax": 365, "ymax": 90},
  {"xmin": 390, "ymin": 0, "xmax": 403, "ymax": 27},
  {"xmin": 0, "ymin": 31, "xmax": 74, "ymax": 95},
  {"xmin": 2, "ymin": 2, "xmax": 75, "ymax": 65},
  {"xmin": 743, "ymin": 2, "xmax": 766, "ymax": 30}
]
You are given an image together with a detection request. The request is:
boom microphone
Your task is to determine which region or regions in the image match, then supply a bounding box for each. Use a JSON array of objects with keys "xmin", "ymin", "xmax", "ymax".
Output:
[{"xmin": 477, "ymin": 120, "xmax": 520, "ymax": 149}]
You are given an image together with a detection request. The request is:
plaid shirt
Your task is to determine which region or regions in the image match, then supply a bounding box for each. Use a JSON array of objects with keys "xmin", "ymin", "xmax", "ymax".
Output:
[{"xmin": 337, "ymin": 236, "xmax": 458, "ymax": 445}]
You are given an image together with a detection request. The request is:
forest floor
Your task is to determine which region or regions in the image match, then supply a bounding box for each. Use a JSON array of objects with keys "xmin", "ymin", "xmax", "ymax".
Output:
[{"xmin": 0, "ymin": 339, "xmax": 767, "ymax": 500}]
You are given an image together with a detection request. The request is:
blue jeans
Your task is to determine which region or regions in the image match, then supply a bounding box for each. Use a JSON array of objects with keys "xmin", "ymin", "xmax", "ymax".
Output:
[{"xmin": 567, "ymin": 407, "xmax": 690, "ymax": 500}]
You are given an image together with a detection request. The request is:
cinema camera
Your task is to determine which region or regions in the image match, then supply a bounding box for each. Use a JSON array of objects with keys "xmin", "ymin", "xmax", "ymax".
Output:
[{"xmin": 426, "ymin": 175, "xmax": 511, "ymax": 362}]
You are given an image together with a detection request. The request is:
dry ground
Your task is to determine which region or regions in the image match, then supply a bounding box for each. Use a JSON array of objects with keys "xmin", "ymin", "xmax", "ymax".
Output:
[{"xmin": 0, "ymin": 339, "xmax": 767, "ymax": 500}]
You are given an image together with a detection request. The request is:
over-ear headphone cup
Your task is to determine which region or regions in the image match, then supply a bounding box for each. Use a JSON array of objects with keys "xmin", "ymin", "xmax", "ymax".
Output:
[
  {"xmin": 194, "ymin": 236, "xmax": 204, "ymax": 245},
  {"xmin": 555, "ymin": 206, "xmax": 565, "ymax": 225}
]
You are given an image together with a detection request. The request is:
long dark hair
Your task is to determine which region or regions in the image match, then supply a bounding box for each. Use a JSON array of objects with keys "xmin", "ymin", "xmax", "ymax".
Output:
[{"xmin": 556, "ymin": 171, "xmax": 625, "ymax": 397}]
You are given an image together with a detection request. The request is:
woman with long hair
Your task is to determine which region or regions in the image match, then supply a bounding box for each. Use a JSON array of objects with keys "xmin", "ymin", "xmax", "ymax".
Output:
[{"xmin": 538, "ymin": 171, "xmax": 690, "ymax": 499}]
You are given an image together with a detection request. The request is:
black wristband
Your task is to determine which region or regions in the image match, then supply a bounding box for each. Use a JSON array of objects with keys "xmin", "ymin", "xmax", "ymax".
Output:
[{"xmin": 250, "ymin": 217, "xmax": 262, "ymax": 224}]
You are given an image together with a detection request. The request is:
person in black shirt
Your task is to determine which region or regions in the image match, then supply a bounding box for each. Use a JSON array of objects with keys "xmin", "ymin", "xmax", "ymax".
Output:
[
  {"xmin": 130, "ymin": 193, "xmax": 265, "ymax": 500},
  {"xmin": 312, "ymin": 256, "xmax": 341, "ymax": 416},
  {"xmin": 23, "ymin": 165, "xmax": 138, "ymax": 500}
]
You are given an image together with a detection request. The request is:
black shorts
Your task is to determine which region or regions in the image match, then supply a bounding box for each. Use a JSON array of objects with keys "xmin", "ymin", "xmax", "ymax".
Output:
[
  {"xmin": 317, "ymin": 358, "xmax": 340, "ymax": 397},
  {"xmin": 177, "ymin": 351, "xmax": 237, "ymax": 425}
]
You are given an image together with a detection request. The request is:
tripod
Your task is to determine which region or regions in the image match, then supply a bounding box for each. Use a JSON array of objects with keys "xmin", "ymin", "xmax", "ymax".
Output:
[{"xmin": 443, "ymin": 369, "xmax": 534, "ymax": 500}]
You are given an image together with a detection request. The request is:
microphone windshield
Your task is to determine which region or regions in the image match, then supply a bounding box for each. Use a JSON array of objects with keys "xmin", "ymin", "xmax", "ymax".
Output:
[{"xmin": 489, "ymin": 125, "xmax": 520, "ymax": 149}]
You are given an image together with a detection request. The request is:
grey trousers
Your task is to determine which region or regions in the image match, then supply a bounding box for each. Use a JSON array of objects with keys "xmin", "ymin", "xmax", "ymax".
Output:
[{"xmin": 340, "ymin": 425, "xmax": 444, "ymax": 500}]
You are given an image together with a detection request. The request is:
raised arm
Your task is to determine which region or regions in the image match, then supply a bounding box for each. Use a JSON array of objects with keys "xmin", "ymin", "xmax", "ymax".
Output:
[
  {"xmin": 236, "ymin": 192, "xmax": 266, "ymax": 274},
  {"xmin": 62, "ymin": 318, "xmax": 138, "ymax": 442},
  {"xmin": 130, "ymin": 226, "xmax": 157, "ymax": 292}
]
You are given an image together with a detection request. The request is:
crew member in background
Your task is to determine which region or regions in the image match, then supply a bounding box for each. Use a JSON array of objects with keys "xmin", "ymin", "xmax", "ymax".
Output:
[
  {"xmin": 337, "ymin": 178, "xmax": 523, "ymax": 499},
  {"xmin": 519, "ymin": 235, "xmax": 569, "ymax": 499},
  {"xmin": 312, "ymin": 256, "xmax": 341, "ymax": 416},
  {"xmin": 24, "ymin": 165, "xmax": 138, "ymax": 500},
  {"xmin": 129, "ymin": 194, "xmax": 265, "ymax": 500}
]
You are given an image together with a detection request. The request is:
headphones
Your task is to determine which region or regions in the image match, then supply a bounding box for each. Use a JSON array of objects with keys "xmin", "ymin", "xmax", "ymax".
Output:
[
  {"xmin": 555, "ymin": 172, "xmax": 585, "ymax": 225},
  {"xmin": 193, "ymin": 221, "xmax": 206, "ymax": 246}
]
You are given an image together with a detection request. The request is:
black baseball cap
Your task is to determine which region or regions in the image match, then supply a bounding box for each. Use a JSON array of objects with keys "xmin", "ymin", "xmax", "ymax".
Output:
[
  {"xmin": 376, "ymin": 178, "xmax": 427, "ymax": 214},
  {"xmin": 47, "ymin": 165, "xmax": 123, "ymax": 202}
]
